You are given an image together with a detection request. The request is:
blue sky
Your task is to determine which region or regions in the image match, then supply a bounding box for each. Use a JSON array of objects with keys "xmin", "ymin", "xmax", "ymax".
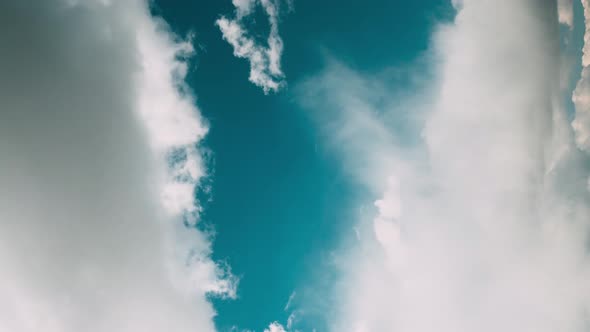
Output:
[
  {"xmin": 153, "ymin": 0, "xmax": 451, "ymax": 330},
  {"xmin": 2, "ymin": 1, "xmax": 590, "ymax": 332},
  {"xmin": 151, "ymin": 0, "xmax": 451, "ymax": 330}
]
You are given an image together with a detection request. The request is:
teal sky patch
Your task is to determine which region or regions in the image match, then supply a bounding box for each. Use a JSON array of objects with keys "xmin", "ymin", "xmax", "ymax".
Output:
[{"xmin": 153, "ymin": 0, "xmax": 452, "ymax": 330}]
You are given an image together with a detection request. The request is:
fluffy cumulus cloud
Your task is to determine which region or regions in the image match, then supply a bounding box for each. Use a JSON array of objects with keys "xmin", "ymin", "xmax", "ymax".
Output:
[
  {"xmin": 0, "ymin": 0, "xmax": 234, "ymax": 331},
  {"xmin": 300, "ymin": 0, "xmax": 590, "ymax": 331},
  {"xmin": 216, "ymin": 0, "xmax": 287, "ymax": 93}
]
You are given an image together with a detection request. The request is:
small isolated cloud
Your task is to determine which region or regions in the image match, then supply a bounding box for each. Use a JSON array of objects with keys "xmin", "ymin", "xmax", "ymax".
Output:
[
  {"xmin": 0, "ymin": 0, "xmax": 234, "ymax": 331},
  {"xmin": 264, "ymin": 322, "xmax": 287, "ymax": 332},
  {"xmin": 216, "ymin": 0, "xmax": 287, "ymax": 93}
]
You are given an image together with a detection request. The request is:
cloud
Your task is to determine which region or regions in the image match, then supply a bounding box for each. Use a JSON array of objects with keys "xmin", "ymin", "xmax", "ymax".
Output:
[
  {"xmin": 232, "ymin": 0, "xmax": 257, "ymax": 16},
  {"xmin": 216, "ymin": 0, "xmax": 287, "ymax": 94},
  {"xmin": 573, "ymin": 0, "xmax": 590, "ymax": 150},
  {"xmin": 264, "ymin": 322, "xmax": 287, "ymax": 332},
  {"xmin": 0, "ymin": 0, "xmax": 234, "ymax": 331},
  {"xmin": 559, "ymin": 0, "xmax": 574, "ymax": 27},
  {"xmin": 299, "ymin": 0, "xmax": 590, "ymax": 331},
  {"xmin": 284, "ymin": 291, "xmax": 296, "ymax": 311}
]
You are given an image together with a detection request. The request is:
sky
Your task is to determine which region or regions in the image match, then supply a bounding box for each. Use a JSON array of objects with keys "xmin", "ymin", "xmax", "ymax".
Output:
[{"xmin": 1, "ymin": 1, "xmax": 590, "ymax": 332}]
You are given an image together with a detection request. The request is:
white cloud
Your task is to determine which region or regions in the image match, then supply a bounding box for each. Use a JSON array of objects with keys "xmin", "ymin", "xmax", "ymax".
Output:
[
  {"xmin": 573, "ymin": 0, "xmax": 590, "ymax": 150},
  {"xmin": 0, "ymin": 0, "xmax": 234, "ymax": 331},
  {"xmin": 233, "ymin": 0, "xmax": 257, "ymax": 17},
  {"xmin": 284, "ymin": 290, "xmax": 296, "ymax": 311},
  {"xmin": 299, "ymin": 1, "xmax": 590, "ymax": 331},
  {"xmin": 286, "ymin": 312, "xmax": 297, "ymax": 330},
  {"xmin": 264, "ymin": 322, "xmax": 287, "ymax": 332},
  {"xmin": 559, "ymin": 0, "xmax": 574, "ymax": 27},
  {"xmin": 216, "ymin": 0, "xmax": 287, "ymax": 94}
]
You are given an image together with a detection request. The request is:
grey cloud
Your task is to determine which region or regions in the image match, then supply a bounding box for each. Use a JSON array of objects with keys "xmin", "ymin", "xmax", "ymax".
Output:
[{"xmin": 0, "ymin": 1, "xmax": 230, "ymax": 331}]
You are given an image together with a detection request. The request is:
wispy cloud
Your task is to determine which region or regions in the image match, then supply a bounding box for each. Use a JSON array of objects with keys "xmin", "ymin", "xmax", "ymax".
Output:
[
  {"xmin": 216, "ymin": 0, "xmax": 288, "ymax": 94},
  {"xmin": 0, "ymin": 0, "xmax": 233, "ymax": 330},
  {"xmin": 299, "ymin": 1, "xmax": 590, "ymax": 331},
  {"xmin": 284, "ymin": 291, "xmax": 296, "ymax": 311},
  {"xmin": 573, "ymin": 0, "xmax": 590, "ymax": 150}
]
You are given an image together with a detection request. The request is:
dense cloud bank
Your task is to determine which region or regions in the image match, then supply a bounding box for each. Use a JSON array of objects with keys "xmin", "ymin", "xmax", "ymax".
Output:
[
  {"xmin": 0, "ymin": 1, "xmax": 233, "ymax": 331},
  {"xmin": 300, "ymin": 1, "xmax": 590, "ymax": 331}
]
